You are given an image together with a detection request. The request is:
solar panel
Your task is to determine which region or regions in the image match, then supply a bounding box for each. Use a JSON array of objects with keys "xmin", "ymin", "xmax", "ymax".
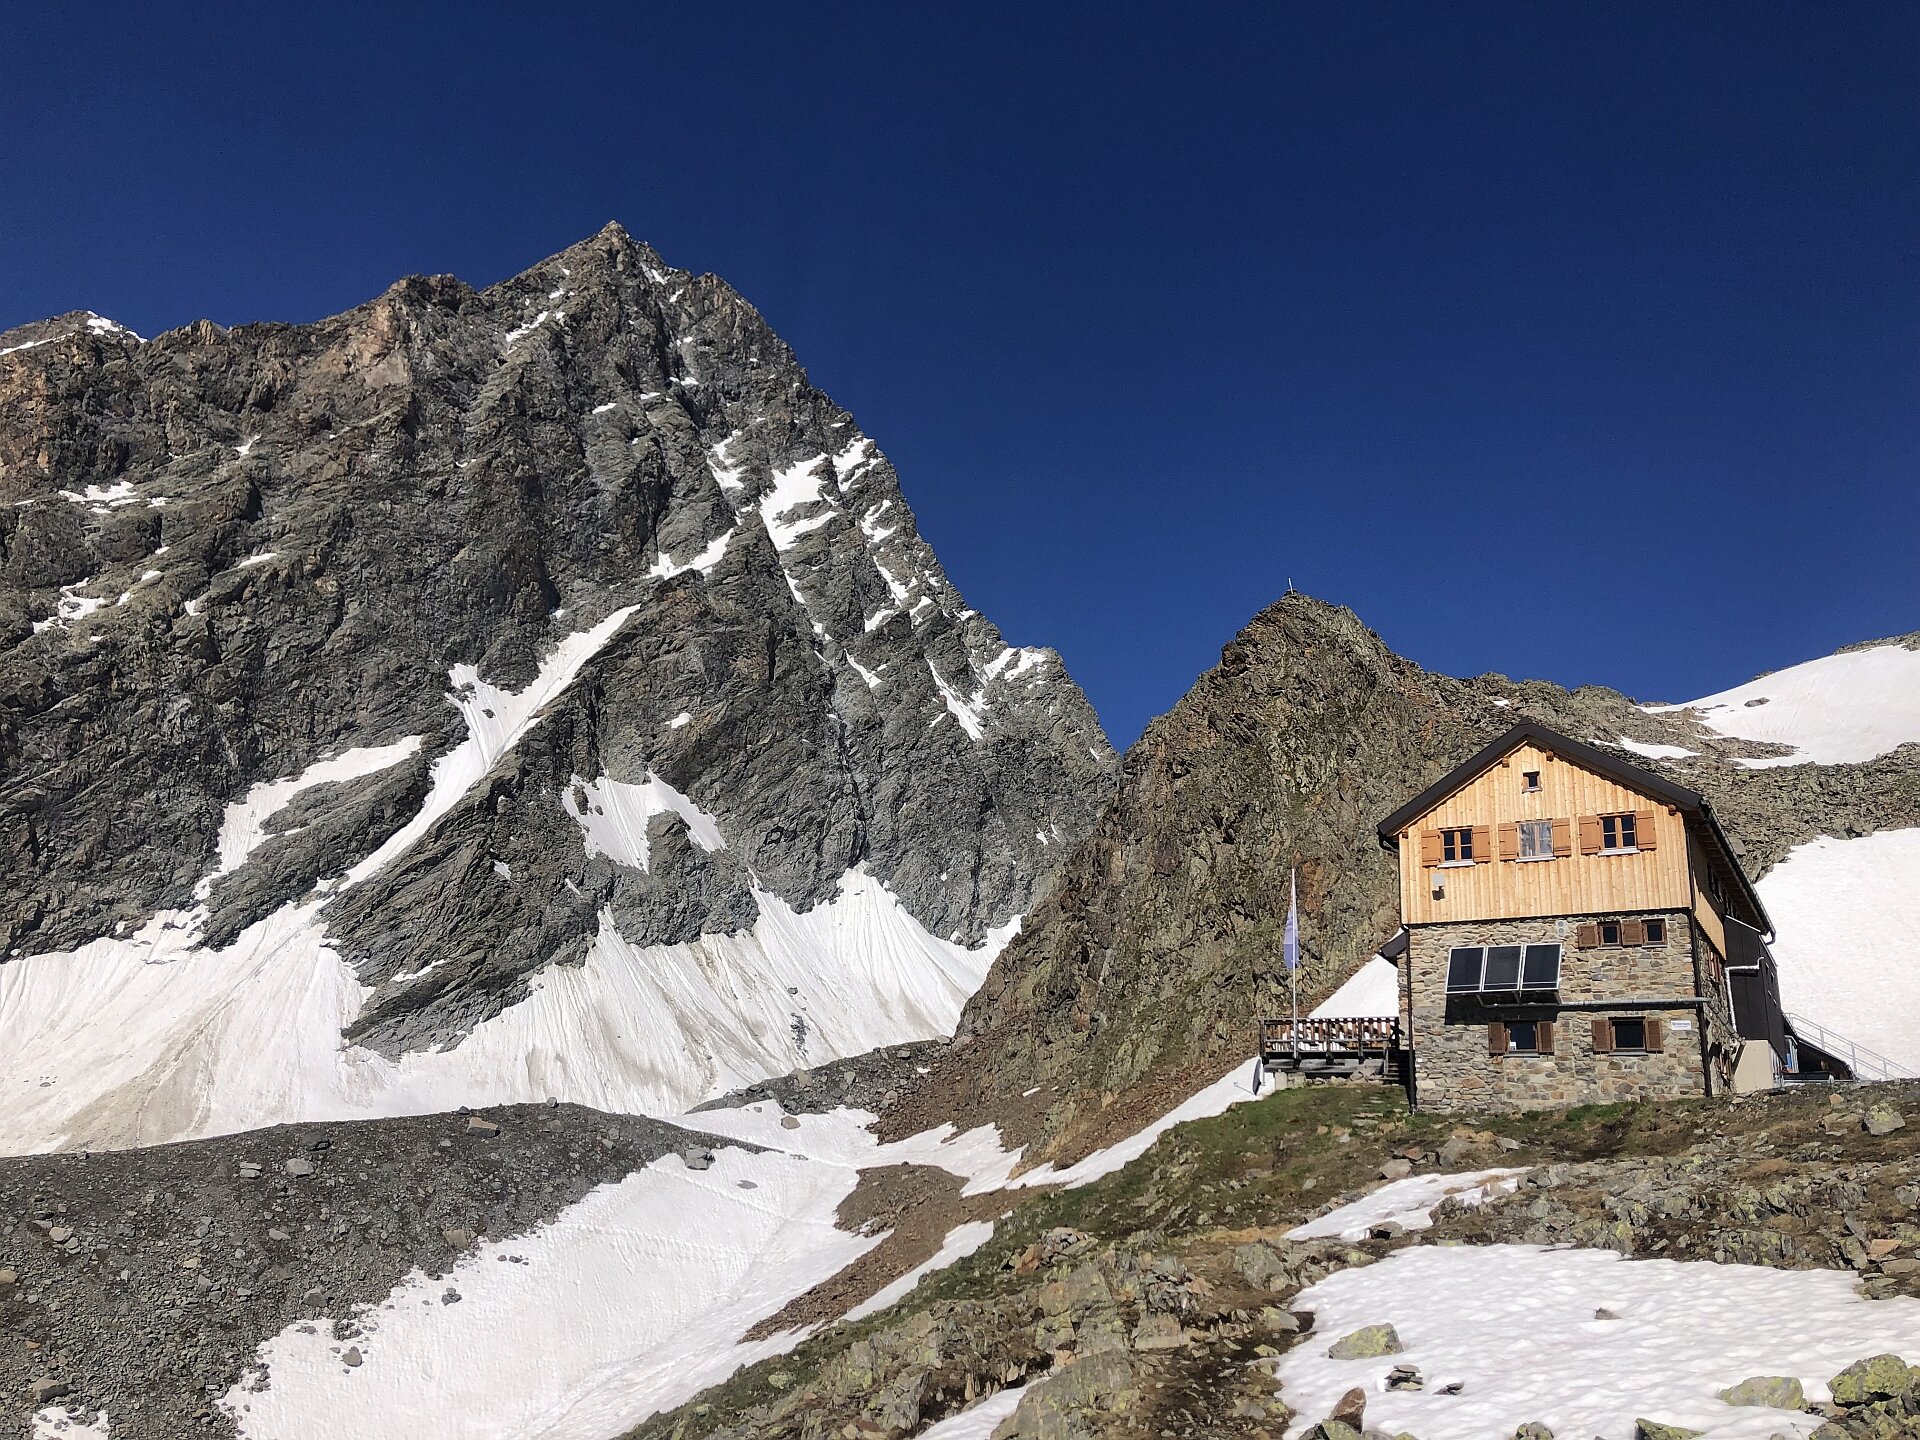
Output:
[
  {"xmin": 1446, "ymin": 946, "xmax": 1484, "ymax": 993},
  {"xmin": 1523, "ymin": 943, "xmax": 1563, "ymax": 990},
  {"xmin": 1483, "ymin": 945, "xmax": 1523, "ymax": 991}
]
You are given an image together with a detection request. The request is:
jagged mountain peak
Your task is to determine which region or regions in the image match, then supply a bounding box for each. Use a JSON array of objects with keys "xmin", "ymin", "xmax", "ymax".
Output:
[{"xmin": 0, "ymin": 232, "xmax": 1116, "ymax": 1152}]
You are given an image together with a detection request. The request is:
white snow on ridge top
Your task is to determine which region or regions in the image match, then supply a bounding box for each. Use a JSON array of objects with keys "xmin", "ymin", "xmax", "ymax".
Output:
[
  {"xmin": 1758, "ymin": 826, "xmax": 1920, "ymax": 1073},
  {"xmin": 562, "ymin": 771, "xmax": 725, "ymax": 871},
  {"xmin": 1646, "ymin": 641, "xmax": 1920, "ymax": 767},
  {"xmin": 1270, "ymin": 1243, "xmax": 1920, "ymax": 1440}
]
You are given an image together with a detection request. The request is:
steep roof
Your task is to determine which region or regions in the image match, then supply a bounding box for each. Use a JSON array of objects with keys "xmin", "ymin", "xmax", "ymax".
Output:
[{"xmin": 1375, "ymin": 719, "xmax": 1772, "ymax": 935}]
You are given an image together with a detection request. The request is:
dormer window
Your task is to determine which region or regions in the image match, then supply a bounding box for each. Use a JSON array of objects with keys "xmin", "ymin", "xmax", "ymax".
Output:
[{"xmin": 1522, "ymin": 770, "xmax": 1541, "ymax": 793}]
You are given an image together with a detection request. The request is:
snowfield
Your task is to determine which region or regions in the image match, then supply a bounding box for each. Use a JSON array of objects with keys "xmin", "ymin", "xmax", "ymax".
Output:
[
  {"xmin": 1756, "ymin": 826, "xmax": 1920, "ymax": 1073},
  {"xmin": 1286, "ymin": 1168, "xmax": 1527, "ymax": 1242},
  {"xmin": 0, "ymin": 869, "xmax": 1006, "ymax": 1154},
  {"xmin": 223, "ymin": 1146, "xmax": 875, "ymax": 1440},
  {"xmin": 218, "ymin": 1070, "xmax": 1274, "ymax": 1439},
  {"xmin": 1271, "ymin": 1243, "xmax": 1920, "ymax": 1439},
  {"xmin": 1647, "ymin": 639, "xmax": 1920, "ymax": 767}
]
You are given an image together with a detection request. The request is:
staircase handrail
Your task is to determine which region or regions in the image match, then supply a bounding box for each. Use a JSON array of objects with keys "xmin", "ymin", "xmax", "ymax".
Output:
[{"xmin": 1785, "ymin": 1012, "xmax": 1912, "ymax": 1083}]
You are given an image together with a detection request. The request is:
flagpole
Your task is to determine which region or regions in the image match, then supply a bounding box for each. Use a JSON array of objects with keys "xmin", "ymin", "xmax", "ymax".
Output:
[{"xmin": 1289, "ymin": 867, "xmax": 1299, "ymax": 1062}]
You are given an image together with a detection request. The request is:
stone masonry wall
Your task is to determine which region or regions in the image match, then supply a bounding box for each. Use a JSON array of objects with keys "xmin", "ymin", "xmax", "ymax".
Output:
[{"xmin": 1407, "ymin": 912, "xmax": 1711, "ymax": 1113}]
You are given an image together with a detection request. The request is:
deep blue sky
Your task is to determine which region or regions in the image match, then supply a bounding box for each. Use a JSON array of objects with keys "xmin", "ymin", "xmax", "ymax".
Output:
[{"xmin": 5, "ymin": 5, "xmax": 1914, "ymax": 746}]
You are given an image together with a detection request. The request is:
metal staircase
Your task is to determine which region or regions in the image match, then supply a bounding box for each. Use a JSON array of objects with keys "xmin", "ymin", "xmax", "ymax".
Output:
[{"xmin": 1784, "ymin": 1013, "xmax": 1913, "ymax": 1084}]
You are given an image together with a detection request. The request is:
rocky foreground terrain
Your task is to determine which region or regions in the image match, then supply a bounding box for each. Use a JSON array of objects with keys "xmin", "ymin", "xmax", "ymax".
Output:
[
  {"xmin": 642, "ymin": 1077, "xmax": 1920, "ymax": 1440},
  {"xmin": 0, "ymin": 1103, "xmax": 753, "ymax": 1437}
]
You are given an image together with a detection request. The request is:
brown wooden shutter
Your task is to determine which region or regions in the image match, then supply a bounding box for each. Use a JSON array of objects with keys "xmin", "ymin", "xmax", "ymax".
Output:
[
  {"xmin": 1578, "ymin": 816, "xmax": 1603, "ymax": 855},
  {"xmin": 1645, "ymin": 1018, "xmax": 1664, "ymax": 1053},
  {"xmin": 1620, "ymin": 919, "xmax": 1646, "ymax": 945},
  {"xmin": 1591, "ymin": 1017, "xmax": 1613, "ymax": 1053},
  {"xmin": 1488, "ymin": 1021, "xmax": 1508, "ymax": 1055},
  {"xmin": 1575, "ymin": 922, "xmax": 1599, "ymax": 948},
  {"xmin": 1498, "ymin": 822, "xmax": 1520, "ymax": 861},
  {"xmin": 1537, "ymin": 1019, "xmax": 1556, "ymax": 1055},
  {"xmin": 1634, "ymin": 809, "xmax": 1658, "ymax": 851},
  {"xmin": 1551, "ymin": 819, "xmax": 1572, "ymax": 857},
  {"xmin": 1419, "ymin": 829, "xmax": 1442, "ymax": 867},
  {"xmin": 1471, "ymin": 824, "xmax": 1492, "ymax": 864}
]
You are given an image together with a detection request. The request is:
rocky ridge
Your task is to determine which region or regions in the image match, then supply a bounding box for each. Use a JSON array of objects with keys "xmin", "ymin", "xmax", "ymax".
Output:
[{"xmin": 883, "ymin": 594, "xmax": 1918, "ymax": 1168}]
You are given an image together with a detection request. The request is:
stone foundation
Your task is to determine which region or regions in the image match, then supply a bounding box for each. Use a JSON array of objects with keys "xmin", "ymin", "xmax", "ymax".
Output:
[{"xmin": 1405, "ymin": 911, "xmax": 1711, "ymax": 1113}]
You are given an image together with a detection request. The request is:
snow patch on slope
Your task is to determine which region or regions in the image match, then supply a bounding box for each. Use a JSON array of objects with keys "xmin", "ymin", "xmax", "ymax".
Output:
[
  {"xmin": 0, "ymin": 868, "xmax": 1008, "ymax": 1154},
  {"xmin": 1270, "ymin": 1243, "xmax": 1920, "ymax": 1439},
  {"xmin": 343, "ymin": 606, "xmax": 637, "ymax": 887},
  {"xmin": 1757, "ymin": 827, "xmax": 1920, "ymax": 1072},
  {"xmin": 1310, "ymin": 955, "xmax": 1400, "ymax": 1018},
  {"xmin": 198, "ymin": 740, "xmax": 422, "ymax": 899},
  {"xmin": 561, "ymin": 771, "xmax": 725, "ymax": 870},
  {"xmin": 1286, "ymin": 1169, "xmax": 1526, "ymax": 1241},
  {"xmin": 224, "ymin": 1147, "xmax": 874, "ymax": 1440},
  {"xmin": 1647, "ymin": 642, "xmax": 1920, "ymax": 767},
  {"xmin": 647, "ymin": 527, "xmax": 734, "ymax": 579}
]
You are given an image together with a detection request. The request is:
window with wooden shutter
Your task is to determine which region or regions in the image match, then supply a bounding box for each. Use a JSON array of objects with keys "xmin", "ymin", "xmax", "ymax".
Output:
[
  {"xmin": 1599, "ymin": 812, "xmax": 1638, "ymax": 851},
  {"xmin": 1551, "ymin": 819, "xmax": 1572, "ymax": 857},
  {"xmin": 1471, "ymin": 824, "xmax": 1492, "ymax": 864},
  {"xmin": 1537, "ymin": 1019, "xmax": 1556, "ymax": 1055},
  {"xmin": 1643, "ymin": 917, "xmax": 1667, "ymax": 944},
  {"xmin": 1420, "ymin": 829, "xmax": 1442, "ymax": 867},
  {"xmin": 1498, "ymin": 822, "xmax": 1520, "ymax": 861},
  {"xmin": 1645, "ymin": 1018, "xmax": 1664, "ymax": 1053},
  {"xmin": 1574, "ymin": 922, "xmax": 1600, "ymax": 948},
  {"xmin": 1578, "ymin": 815, "xmax": 1603, "ymax": 855},
  {"xmin": 1517, "ymin": 819, "xmax": 1554, "ymax": 859},
  {"xmin": 1620, "ymin": 919, "xmax": 1647, "ymax": 945},
  {"xmin": 1634, "ymin": 809, "xmax": 1659, "ymax": 851},
  {"xmin": 1488, "ymin": 1021, "xmax": 1508, "ymax": 1055},
  {"xmin": 1590, "ymin": 1017, "xmax": 1612, "ymax": 1052}
]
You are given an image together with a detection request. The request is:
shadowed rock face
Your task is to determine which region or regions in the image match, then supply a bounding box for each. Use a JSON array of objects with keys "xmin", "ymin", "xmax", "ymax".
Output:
[
  {"xmin": 894, "ymin": 593, "xmax": 1917, "ymax": 1164},
  {"xmin": 0, "ymin": 224, "xmax": 1115, "ymax": 1053}
]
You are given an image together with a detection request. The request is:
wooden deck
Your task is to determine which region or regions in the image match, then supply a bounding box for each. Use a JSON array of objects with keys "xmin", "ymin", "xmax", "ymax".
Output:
[{"xmin": 1259, "ymin": 1016, "xmax": 1406, "ymax": 1080}]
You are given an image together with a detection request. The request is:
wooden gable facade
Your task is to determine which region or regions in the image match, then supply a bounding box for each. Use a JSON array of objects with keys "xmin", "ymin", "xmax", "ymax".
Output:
[{"xmin": 1378, "ymin": 721, "xmax": 1770, "ymax": 940}]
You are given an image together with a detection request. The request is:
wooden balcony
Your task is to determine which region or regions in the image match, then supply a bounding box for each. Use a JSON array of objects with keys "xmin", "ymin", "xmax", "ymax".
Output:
[{"xmin": 1259, "ymin": 1015, "xmax": 1405, "ymax": 1080}]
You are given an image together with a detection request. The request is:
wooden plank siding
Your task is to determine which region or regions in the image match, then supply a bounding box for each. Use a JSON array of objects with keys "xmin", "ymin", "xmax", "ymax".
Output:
[
  {"xmin": 1394, "ymin": 741, "xmax": 1692, "ymax": 925},
  {"xmin": 1687, "ymin": 836, "xmax": 1730, "ymax": 957}
]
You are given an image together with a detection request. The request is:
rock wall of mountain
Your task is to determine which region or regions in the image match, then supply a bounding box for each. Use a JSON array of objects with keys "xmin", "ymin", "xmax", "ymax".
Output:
[
  {"xmin": 0, "ymin": 224, "xmax": 1115, "ymax": 1053},
  {"xmin": 889, "ymin": 595, "xmax": 1917, "ymax": 1165}
]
